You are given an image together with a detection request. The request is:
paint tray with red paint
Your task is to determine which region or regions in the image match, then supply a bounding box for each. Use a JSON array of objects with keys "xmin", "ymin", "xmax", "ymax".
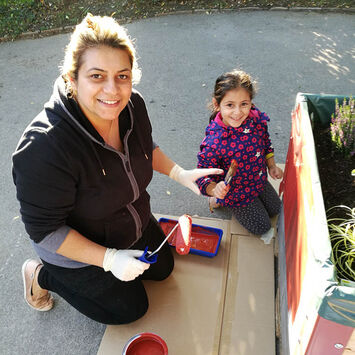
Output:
[{"xmin": 158, "ymin": 218, "xmax": 223, "ymax": 258}]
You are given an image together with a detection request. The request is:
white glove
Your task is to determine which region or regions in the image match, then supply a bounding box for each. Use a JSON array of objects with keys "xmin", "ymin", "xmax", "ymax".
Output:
[
  {"xmin": 169, "ymin": 164, "xmax": 224, "ymax": 195},
  {"xmin": 103, "ymin": 248, "xmax": 150, "ymax": 281}
]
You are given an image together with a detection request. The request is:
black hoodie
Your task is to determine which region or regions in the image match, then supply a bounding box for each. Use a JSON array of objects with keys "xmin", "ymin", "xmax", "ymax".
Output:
[{"xmin": 12, "ymin": 76, "xmax": 154, "ymax": 258}]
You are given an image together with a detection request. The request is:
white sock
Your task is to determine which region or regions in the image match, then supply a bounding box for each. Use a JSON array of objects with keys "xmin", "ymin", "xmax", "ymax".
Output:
[{"xmin": 261, "ymin": 227, "xmax": 274, "ymax": 245}]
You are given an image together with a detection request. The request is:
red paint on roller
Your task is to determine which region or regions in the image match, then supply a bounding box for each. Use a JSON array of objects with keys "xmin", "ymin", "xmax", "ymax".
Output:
[
  {"xmin": 162, "ymin": 220, "xmax": 221, "ymax": 255},
  {"xmin": 175, "ymin": 214, "xmax": 192, "ymax": 255}
]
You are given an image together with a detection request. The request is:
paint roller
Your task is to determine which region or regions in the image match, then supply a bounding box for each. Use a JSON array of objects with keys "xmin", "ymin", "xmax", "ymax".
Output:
[{"xmin": 139, "ymin": 214, "xmax": 192, "ymax": 263}]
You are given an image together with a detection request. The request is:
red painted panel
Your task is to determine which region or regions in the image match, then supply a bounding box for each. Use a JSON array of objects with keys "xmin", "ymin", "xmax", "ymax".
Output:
[
  {"xmin": 280, "ymin": 105, "xmax": 309, "ymax": 322},
  {"xmin": 305, "ymin": 316, "xmax": 353, "ymax": 354}
]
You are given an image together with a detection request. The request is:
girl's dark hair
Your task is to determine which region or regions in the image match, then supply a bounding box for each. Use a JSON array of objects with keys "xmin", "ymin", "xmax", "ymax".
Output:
[{"xmin": 209, "ymin": 69, "xmax": 257, "ymax": 122}]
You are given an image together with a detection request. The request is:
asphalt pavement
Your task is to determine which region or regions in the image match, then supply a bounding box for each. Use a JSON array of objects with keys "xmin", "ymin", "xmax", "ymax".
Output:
[{"xmin": 0, "ymin": 9, "xmax": 354, "ymax": 355}]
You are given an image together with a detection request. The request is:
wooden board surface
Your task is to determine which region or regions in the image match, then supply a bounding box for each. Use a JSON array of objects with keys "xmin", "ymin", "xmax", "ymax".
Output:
[{"xmin": 98, "ymin": 216, "xmax": 231, "ymax": 355}]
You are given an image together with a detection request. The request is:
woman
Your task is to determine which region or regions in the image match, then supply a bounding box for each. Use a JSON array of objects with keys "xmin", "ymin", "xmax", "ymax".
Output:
[{"xmin": 12, "ymin": 14, "xmax": 222, "ymax": 324}]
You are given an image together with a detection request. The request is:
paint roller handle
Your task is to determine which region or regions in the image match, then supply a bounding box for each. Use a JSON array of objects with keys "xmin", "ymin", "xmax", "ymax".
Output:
[{"xmin": 138, "ymin": 246, "xmax": 158, "ymax": 264}]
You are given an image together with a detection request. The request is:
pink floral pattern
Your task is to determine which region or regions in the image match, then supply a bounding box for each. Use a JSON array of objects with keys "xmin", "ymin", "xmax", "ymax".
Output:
[{"xmin": 197, "ymin": 106, "xmax": 274, "ymax": 207}]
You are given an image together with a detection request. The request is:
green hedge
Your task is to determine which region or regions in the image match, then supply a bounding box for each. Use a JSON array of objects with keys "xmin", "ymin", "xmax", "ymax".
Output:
[{"xmin": 1, "ymin": 0, "xmax": 354, "ymax": 41}]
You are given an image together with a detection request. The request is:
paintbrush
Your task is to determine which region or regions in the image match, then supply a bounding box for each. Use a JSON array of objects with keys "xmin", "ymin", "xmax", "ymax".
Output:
[
  {"xmin": 209, "ymin": 159, "xmax": 238, "ymax": 213},
  {"xmin": 224, "ymin": 159, "xmax": 238, "ymax": 185}
]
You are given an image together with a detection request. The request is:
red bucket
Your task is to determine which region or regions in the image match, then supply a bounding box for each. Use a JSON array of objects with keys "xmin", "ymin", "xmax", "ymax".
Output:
[{"xmin": 122, "ymin": 332, "xmax": 168, "ymax": 355}]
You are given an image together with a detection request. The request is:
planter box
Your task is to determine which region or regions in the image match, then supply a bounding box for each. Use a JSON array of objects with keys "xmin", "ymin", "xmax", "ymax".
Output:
[{"xmin": 277, "ymin": 93, "xmax": 355, "ymax": 355}]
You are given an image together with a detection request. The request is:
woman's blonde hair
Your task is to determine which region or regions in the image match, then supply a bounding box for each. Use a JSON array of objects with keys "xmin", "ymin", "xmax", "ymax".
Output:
[{"xmin": 61, "ymin": 14, "xmax": 141, "ymax": 93}]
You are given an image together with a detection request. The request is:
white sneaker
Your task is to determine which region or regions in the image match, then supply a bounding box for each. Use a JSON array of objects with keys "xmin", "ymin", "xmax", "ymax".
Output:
[
  {"xmin": 208, "ymin": 197, "xmax": 220, "ymax": 213},
  {"xmin": 261, "ymin": 227, "xmax": 274, "ymax": 245}
]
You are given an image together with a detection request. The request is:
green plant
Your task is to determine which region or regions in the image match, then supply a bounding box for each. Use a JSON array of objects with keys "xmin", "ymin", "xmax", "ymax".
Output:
[
  {"xmin": 330, "ymin": 97, "xmax": 355, "ymax": 159},
  {"xmin": 0, "ymin": 0, "xmax": 38, "ymax": 38},
  {"xmin": 328, "ymin": 205, "xmax": 355, "ymax": 283},
  {"xmin": 1, "ymin": 0, "xmax": 355, "ymax": 41}
]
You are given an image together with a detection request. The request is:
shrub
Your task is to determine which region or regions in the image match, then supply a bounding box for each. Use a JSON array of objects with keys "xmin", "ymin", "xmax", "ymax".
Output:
[
  {"xmin": 328, "ymin": 205, "xmax": 355, "ymax": 283},
  {"xmin": 330, "ymin": 97, "xmax": 355, "ymax": 159},
  {"xmin": 0, "ymin": 0, "xmax": 38, "ymax": 38}
]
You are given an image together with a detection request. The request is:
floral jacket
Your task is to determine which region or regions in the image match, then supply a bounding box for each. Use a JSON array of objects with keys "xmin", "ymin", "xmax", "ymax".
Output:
[{"xmin": 196, "ymin": 106, "xmax": 274, "ymax": 207}]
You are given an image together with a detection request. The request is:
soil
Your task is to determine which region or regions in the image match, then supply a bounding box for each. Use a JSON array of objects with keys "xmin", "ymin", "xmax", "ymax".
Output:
[{"xmin": 313, "ymin": 125, "xmax": 355, "ymax": 220}]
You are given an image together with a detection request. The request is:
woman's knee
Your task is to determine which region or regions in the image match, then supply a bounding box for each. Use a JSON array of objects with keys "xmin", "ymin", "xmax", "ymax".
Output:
[
  {"xmin": 157, "ymin": 251, "xmax": 174, "ymax": 280},
  {"xmin": 143, "ymin": 249, "xmax": 174, "ymax": 281},
  {"xmin": 104, "ymin": 288, "xmax": 149, "ymax": 325},
  {"xmin": 153, "ymin": 263, "xmax": 173, "ymax": 281},
  {"xmin": 108, "ymin": 299, "xmax": 148, "ymax": 325}
]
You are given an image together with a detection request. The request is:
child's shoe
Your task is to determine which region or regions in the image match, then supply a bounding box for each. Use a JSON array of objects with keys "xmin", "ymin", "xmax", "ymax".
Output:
[
  {"xmin": 208, "ymin": 197, "xmax": 220, "ymax": 213},
  {"xmin": 261, "ymin": 227, "xmax": 274, "ymax": 244}
]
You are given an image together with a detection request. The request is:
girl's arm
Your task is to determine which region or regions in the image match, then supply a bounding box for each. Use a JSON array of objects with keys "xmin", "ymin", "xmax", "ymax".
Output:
[
  {"xmin": 266, "ymin": 156, "xmax": 283, "ymax": 179},
  {"xmin": 258, "ymin": 111, "xmax": 282, "ymax": 179},
  {"xmin": 196, "ymin": 136, "xmax": 225, "ymax": 195},
  {"xmin": 206, "ymin": 182, "xmax": 217, "ymax": 196}
]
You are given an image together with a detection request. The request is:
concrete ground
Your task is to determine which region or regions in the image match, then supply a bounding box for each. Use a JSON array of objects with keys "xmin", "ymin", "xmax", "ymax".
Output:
[{"xmin": 0, "ymin": 9, "xmax": 354, "ymax": 355}]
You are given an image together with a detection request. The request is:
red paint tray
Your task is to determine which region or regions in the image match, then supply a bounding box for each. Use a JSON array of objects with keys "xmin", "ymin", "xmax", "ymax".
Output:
[{"xmin": 158, "ymin": 218, "xmax": 223, "ymax": 258}]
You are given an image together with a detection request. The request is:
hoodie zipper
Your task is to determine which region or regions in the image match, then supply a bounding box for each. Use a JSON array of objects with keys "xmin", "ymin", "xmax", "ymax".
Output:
[
  {"xmin": 58, "ymin": 97, "xmax": 144, "ymax": 239},
  {"xmin": 121, "ymin": 147, "xmax": 142, "ymax": 239}
]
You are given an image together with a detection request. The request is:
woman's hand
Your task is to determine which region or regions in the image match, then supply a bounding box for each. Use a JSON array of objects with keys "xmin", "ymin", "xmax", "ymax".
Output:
[
  {"xmin": 169, "ymin": 164, "xmax": 224, "ymax": 195},
  {"xmin": 151, "ymin": 148, "xmax": 223, "ymax": 195},
  {"xmin": 268, "ymin": 165, "xmax": 283, "ymax": 180},
  {"xmin": 103, "ymin": 249, "xmax": 150, "ymax": 281}
]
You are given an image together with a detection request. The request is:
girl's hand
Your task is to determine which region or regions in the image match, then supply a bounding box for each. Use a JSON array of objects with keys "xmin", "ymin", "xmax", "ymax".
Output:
[
  {"xmin": 212, "ymin": 181, "xmax": 230, "ymax": 199},
  {"xmin": 268, "ymin": 165, "xmax": 283, "ymax": 180}
]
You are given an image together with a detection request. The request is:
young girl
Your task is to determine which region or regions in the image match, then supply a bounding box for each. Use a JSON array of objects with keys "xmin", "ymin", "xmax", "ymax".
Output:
[{"xmin": 196, "ymin": 69, "xmax": 283, "ymax": 243}]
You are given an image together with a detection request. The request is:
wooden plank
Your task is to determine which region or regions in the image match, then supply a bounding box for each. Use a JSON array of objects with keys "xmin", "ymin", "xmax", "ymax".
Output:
[{"xmin": 219, "ymin": 234, "xmax": 275, "ymax": 355}]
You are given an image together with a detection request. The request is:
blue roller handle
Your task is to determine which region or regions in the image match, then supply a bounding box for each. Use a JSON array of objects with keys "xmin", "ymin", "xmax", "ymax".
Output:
[{"xmin": 138, "ymin": 246, "xmax": 158, "ymax": 264}]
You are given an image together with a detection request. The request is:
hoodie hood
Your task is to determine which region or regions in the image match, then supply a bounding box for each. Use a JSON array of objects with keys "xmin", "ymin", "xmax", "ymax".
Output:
[
  {"xmin": 43, "ymin": 76, "xmax": 148, "ymax": 176},
  {"xmin": 46, "ymin": 76, "xmax": 110, "ymax": 145}
]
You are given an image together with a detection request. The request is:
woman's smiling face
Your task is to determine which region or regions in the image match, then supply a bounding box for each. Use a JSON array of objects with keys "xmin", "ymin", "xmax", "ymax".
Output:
[
  {"xmin": 71, "ymin": 45, "xmax": 132, "ymax": 127},
  {"xmin": 215, "ymin": 88, "xmax": 252, "ymax": 128}
]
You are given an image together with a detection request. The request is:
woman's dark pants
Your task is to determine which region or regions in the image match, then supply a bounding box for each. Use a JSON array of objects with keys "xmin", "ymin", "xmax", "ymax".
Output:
[{"xmin": 38, "ymin": 215, "xmax": 174, "ymax": 325}]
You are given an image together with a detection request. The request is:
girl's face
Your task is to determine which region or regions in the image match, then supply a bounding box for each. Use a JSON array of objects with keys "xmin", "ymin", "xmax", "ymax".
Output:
[
  {"xmin": 71, "ymin": 46, "xmax": 132, "ymax": 127},
  {"xmin": 214, "ymin": 88, "xmax": 252, "ymax": 128}
]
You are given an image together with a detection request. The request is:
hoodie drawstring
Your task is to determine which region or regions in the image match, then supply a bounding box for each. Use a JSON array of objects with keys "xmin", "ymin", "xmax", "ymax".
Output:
[
  {"xmin": 127, "ymin": 104, "xmax": 149, "ymax": 160},
  {"xmin": 88, "ymin": 139, "xmax": 107, "ymax": 176}
]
